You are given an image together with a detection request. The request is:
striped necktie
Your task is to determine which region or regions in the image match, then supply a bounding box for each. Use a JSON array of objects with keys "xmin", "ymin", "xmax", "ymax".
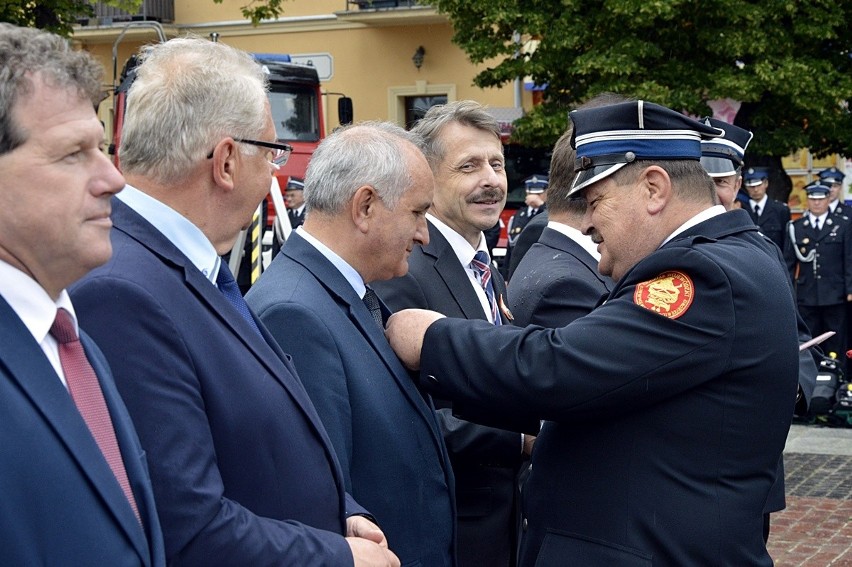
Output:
[{"xmin": 470, "ymin": 251, "xmax": 501, "ymax": 326}]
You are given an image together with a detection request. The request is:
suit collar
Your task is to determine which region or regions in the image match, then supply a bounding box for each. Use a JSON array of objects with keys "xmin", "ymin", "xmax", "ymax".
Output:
[
  {"xmin": 538, "ymin": 228, "xmax": 613, "ymax": 290},
  {"xmin": 421, "ymin": 223, "xmax": 500, "ymax": 321},
  {"xmin": 111, "ymin": 199, "xmax": 298, "ymax": 393},
  {"xmin": 117, "ymin": 185, "xmax": 219, "ymax": 282},
  {"xmin": 0, "ymin": 296, "xmax": 152, "ymax": 564},
  {"xmin": 282, "ymin": 232, "xmax": 444, "ymax": 434}
]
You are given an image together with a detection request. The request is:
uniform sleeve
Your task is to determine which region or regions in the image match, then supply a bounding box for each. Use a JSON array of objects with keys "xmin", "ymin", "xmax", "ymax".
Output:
[{"xmin": 419, "ymin": 247, "xmax": 737, "ymax": 423}]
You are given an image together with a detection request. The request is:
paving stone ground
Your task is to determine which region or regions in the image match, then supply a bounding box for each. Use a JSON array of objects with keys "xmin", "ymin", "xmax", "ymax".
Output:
[{"xmin": 766, "ymin": 426, "xmax": 852, "ymax": 566}]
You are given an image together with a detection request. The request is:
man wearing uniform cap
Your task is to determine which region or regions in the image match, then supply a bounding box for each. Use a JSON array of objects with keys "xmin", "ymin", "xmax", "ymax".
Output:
[
  {"xmin": 386, "ymin": 100, "xmax": 799, "ymax": 566},
  {"xmin": 699, "ymin": 117, "xmax": 753, "ymax": 209},
  {"xmin": 284, "ymin": 177, "xmax": 307, "ymax": 229},
  {"xmin": 701, "ymin": 119, "xmax": 818, "ymax": 541},
  {"xmin": 504, "ymin": 174, "xmax": 549, "ymax": 280},
  {"xmin": 819, "ymin": 167, "xmax": 847, "ymax": 218},
  {"xmin": 784, "ymin": 181, "xmax": 852, "ymax": 373},
  {"xmin": 743, "ymin": 166, "xmax": 791, "ymax": 250}
]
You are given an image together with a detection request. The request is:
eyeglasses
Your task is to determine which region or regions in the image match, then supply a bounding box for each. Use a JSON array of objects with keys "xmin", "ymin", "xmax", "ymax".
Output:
[{"xmin": 207, "ymin": 138, "xmax": 293, "ymax": 166}]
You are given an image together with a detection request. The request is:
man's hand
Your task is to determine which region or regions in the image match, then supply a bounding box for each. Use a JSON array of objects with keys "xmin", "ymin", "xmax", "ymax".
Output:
[
  {"xmin": 346, "ymin": 515, "xmax": 400, "ymax": 566},
  {"xmin": 346, "ymin": 515, "xmax": 388, "ymax": 547},
  {"xmin": 385, "ymin": 309, "xmax": 445, "ymax": 370}
]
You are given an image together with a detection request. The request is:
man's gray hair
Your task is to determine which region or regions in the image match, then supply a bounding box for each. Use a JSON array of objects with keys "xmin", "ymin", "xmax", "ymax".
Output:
[
  {"xmin": 305, "ymin": 121, "xmax": 424, "ymax": 214},
  {"xmin": 119, "ymin": 36, "xmax": 269, "ymax": 184},
  {"xmin": 0, "ymin": 23, "xmax": 104, "ymax": 156},
  {"xmin": 411, "ymin": 100, "xmax": 502, "ymax": 171}
]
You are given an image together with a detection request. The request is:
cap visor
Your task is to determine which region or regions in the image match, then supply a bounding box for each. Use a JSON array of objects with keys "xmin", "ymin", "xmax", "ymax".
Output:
[
  {"xmin": 568, "ymin": 163, "xmax": 628, "ymax": 196},
  {"xmin": 700, "ymin": 156, "xmax": 738, "ymax": 178}
]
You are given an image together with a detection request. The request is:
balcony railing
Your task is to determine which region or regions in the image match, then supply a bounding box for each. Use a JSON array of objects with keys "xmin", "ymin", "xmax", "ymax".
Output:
[{"xmin": 82, "ymin": 0, "xmax": 174, "ymax": 25}]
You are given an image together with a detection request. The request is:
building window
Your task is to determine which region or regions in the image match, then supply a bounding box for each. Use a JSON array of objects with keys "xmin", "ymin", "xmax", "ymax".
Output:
[{"xmin": 404, "ymin": 95, "xmax": 447, "ymax": 129}]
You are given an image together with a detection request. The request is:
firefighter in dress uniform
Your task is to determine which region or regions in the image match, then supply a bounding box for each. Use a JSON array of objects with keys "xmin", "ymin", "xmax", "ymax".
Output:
[
  {"xmin": 821, "ymin": 167, "xmax": 847, "ymax": 219},
  {"xmin": 784, "ymin": 181, "xmax": 852, "ymax": 373}
]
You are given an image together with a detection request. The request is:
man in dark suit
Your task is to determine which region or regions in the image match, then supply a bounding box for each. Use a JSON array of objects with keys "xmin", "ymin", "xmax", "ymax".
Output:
[
  {"xmin": 247, "ymin": 122, "xmax": 455, "ymax": 566},
  {"xmin": 0, "ymin": 23, "xmax": 164, "ymax": 566},
  {"xmin": 70, "ymin": 38, "xmax": 398, "ymax": 567},
  {"xmin": 387, "ymin": 101, "xmax": 800, "ymax": 566},
  {"xmin": 509, "ymin": 130, "xmax": 613, "ymax": 327},
  {"xmin": 743, "ymin": 166, "xmax": 791, "ymax": 250},
  {"xmin": 784, "ymin": 181, "xmax": 852, "ymax": 371},
  {"xmin": 372, "ymin": 101, "xmax": 530, "ymax": 567}
]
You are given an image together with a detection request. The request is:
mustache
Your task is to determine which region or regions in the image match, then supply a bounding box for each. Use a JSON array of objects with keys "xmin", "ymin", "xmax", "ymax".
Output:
[
  {"xmin": 589, "ymin": 230, "xmax": 603, "ymax": 244},
  {"xmin": 468, "ymin": 188, "xmax": 506, "ymax": 203}
]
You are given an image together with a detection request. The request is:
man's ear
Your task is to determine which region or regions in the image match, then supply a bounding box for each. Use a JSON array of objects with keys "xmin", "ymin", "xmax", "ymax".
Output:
[
  {"xmin": 641, "ymin": 166, "xmax": 672, "ymax": 215},
  {"xmin": 351, "ymin": 184, "xmax": 378, "ymax": 234},
  {"xmin": 210, "ymin": 138, "xmax": 239, "ymax": 194}
]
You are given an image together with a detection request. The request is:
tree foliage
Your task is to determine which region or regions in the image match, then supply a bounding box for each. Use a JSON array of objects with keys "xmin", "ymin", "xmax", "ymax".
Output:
[
  {"xmin": 431, "ymin": 0, "xmax": 852, "ymax": 157},
  {"xmin": 0, "ymin": 0, "xmax": 141, "ymax": 36}
]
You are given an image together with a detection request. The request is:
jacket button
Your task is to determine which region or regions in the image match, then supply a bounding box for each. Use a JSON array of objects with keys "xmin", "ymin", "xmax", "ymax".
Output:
[
  {"xmin": 427, "ymin": 374, "xmax": 438, "ymax": 384},
  {"xmin": 522, "ymin": 518, "xmax": 528, "ymax": 531}
]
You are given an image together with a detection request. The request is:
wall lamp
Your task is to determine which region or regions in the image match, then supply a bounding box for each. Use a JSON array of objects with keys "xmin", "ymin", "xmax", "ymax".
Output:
[{"xmin": 412, "ymin": 46, "xmax": 425, "ymax": 70}]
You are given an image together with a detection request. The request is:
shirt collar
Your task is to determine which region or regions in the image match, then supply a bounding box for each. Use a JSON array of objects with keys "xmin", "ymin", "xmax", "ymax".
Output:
[
  {"xmin": 0, "ymin": 258, "xmax": 77, "ymax": 345},
  {"xmin": 426, "ymin": 213, "xmax": 489, "ymax": 267},
  {"xmin": 662, "ymin": 205, "xmax": 726, "ymax": 246},
  {"xmin": 296, "ymin": 226, "xmax": 367, "ymax": 298},
  {"xmin": 117, "ymin": 184, "xmax": 220, "ymax": 284},
  {"xmin": 546, "ymin": 220, "xmax": 601, "ymax": 261},
  {"xmin": 748, "ymin": 195, "xmax": 768, "ymax": 210}
]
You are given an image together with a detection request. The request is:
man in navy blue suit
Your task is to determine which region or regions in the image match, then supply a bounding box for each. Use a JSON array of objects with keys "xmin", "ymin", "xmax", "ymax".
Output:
[
  {"xmin": 247, "ymin": 122, "xmax": 456, "ymax": 566},
  {"xmin": 387, "ymin": 101, "xmax": 800, "ymax": 566},
  {"xmin": 70, "ymin": 37, "xmax": 398, "ymax": 567},
  {"xmin": 0, "ymin": 23, "xmax": 164, "ymax": 566}
]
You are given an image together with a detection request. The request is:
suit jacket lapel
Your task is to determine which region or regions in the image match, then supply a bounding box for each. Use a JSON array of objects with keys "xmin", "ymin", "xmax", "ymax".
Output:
[
  {"xmin": 0, "ymin": 297, "xmax": 150, "ymax": 565},
  {"xmin": 283, "ymin": 233, "xmax": 447, "ymax": 443},
  {"xmin": 423, "ymin": 222, "xmax": 492, "ymax": 322},
  {"xmin": 111, "ymin": 200, "xmax": 326, "ymax": 430}
]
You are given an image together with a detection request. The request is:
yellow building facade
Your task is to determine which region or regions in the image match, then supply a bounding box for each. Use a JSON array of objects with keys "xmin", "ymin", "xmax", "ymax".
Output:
[{"xmin": 72, "ymin": 0, "xmax": 531, "ymax": 146}]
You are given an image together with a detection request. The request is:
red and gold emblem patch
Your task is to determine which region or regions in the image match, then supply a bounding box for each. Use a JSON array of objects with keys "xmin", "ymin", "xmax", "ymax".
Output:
[{"xmin": 633, "ymin": 271, "xmax": 694, "ymax": 319}]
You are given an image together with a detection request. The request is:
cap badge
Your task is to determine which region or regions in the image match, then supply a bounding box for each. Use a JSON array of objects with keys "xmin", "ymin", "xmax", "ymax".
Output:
[{"xmin": 633, "ymin": 271, "xmax": 694, "ymax": 319}]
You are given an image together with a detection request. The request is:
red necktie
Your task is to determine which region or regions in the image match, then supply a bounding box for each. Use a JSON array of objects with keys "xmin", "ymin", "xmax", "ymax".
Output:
[{"xmin": 51, "ymin": 308, "xmax": 141, "ymax": 525}]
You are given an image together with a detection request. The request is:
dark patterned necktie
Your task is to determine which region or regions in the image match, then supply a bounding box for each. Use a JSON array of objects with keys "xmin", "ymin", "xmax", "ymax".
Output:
[
  {"xmin": 470, "ymin": 251, "xmax": 501, "ymax": 326},
  {"xmin": 363, "ymin": 286, "xmax": 384, "ymax": 328},
  {"xmin": 50, "ymin": 308, "xmax": 141, "ymax": 525},
  {"xmin": 753, "ymin": 204, "xmax": 761, "ymax": 217},
  {"xmin": 217, "ymin": 262, "xmax": 262, "ymax": 336}
]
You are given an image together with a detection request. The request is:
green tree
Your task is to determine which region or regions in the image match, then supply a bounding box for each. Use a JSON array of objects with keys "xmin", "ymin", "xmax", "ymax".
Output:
[
  {"xmin": 0, "ymin": 0, "xmax": 141, "ymax": 36},
  {"xmin": 431, "ymin": 0, "xmax": 852, "ymax": 161}
]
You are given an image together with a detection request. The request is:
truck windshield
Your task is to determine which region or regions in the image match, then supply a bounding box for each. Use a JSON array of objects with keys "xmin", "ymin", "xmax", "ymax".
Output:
[{"xmin": 268, "ymin": 86, "xmax": 320, "ymax": 143}]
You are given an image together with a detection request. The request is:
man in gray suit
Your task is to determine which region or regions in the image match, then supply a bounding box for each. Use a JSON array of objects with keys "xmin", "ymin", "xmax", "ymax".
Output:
[
  {"xmin": 246, "ymin": 122, "xmax": 455, "ymax": 567},
  {"xmin": 372, "ymin": 100, "xmax": 531, "ymax": 567}
]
